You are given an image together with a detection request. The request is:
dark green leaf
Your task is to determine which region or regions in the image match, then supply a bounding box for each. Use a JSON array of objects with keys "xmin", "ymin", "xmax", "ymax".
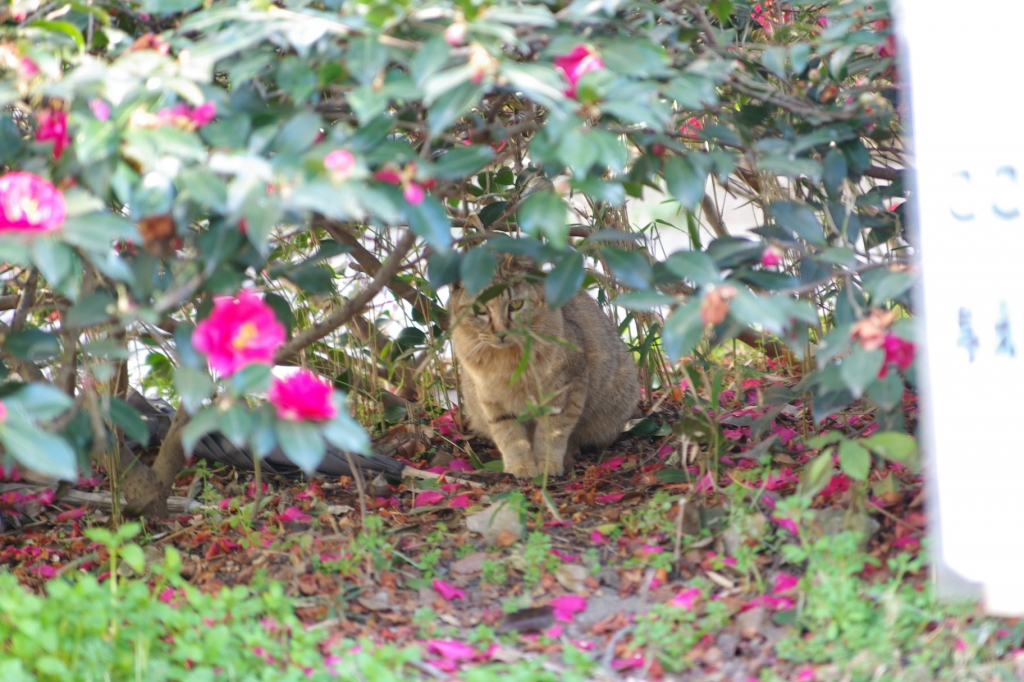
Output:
[
  {"xmin": 229, "ymin": 363, "xmax": 272, "ymax": 397},
  {"xmin": 322, "ymin": 411, "xmax": 371, "ymax": 454},
  {"xmin": 663, "ymin": 250, "xmax": 721, "ymax": 286},
  {"xmin": 0, "ymin": 421, "xmax": 78, "ymax": 481},
  {"xmin": 65, "ymin": 292, "xmax": 115, "ymax": 329},
  {"xmin": 544, "ymin": 251, "xmax": 584, "ymax": 309},
  {"xmin": 109, "ymin": 398, "xmax": 149, "ymax": 447},
  {"xmin": 407, "ymin": 196, "xmax": 453, "ymax": 252},
  {"xmin": 661, "ymin": 299, "xmax": 704, "ymax": 361},
  {"xmin": 275, "ymin": 420, "xmax": 326, "ymax": 476},
  {"xmin": 518, "ymin": 191, "xmax": 567, "ymax": 246},
  {"xmin": 460, "ymin": 247, "xmax": 497, "ymax": 296},
  {"xmin": 838, "ymin": 346, "xmax": 884, "ymax": 399},
  {"xmin": 613, "ymin": 291, "xmax": 677, "ymax": 311},
  {"xmin": 428, "ymin": 250, "xmax": 462, "ymax": 290},
  {"xmin": 434, "ymin": 145, "xmax": 495, "ymax": 180},
  {"xmin": 220, "ymin": 406, "xmax": 253, "ymax": 449},
  {"xmin": 770, "ymin": 201, "xmax": 826, "ymax": 246},
  {"xmin": 867, "ymin": 370, "xmax": 903, "ymax": 411},
  {"xmin": 4, "ymin": 328, "xmax": 61, "ymax": 362},
  {"xmin": 664, "ymin": 155, "xmax": 706, "ymax": 211},
  {"xmin": 656, "ymin": 468, "xmax": 688, "ymax": 483},
  {"xmin": 7, "ymin": 383, "xmax": 74, "ymax": 421},
  {"xmin": 601, "ymin": 247, "xmax": 652, "ymax": 290},
  {"xmin": 182, "ymin": 406, "xmax": 219, "ymax": 456},
  {"xmin": 174, "ymin": 366, "xmax": 214, "ymax": 414}
]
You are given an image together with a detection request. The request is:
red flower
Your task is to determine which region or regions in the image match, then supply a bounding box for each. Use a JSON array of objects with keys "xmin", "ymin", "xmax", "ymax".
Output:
[
  {"xmin": 0, "ymin": 172, "xmax": 66, "ymax": 232},
  {"xmin": 36, "ymin": 109, "xmax": 70, "ymax": 160},
  {"xmin": 268, "ymin": 370, "xmax": 338, "ymax": 422},
  {"xmin": 192, "ymin": 290, "xmax": 286, "ymax": 375},
  {"xmin": 374, "ymin": 165, "xmax": 426, "ymax": 205},
  {"xmin": 0, "ymin": 401, "xmax": 7, "ymax": 424},
  {"xmin": 879, "ymin": 333, "xmax": 914, "ymax": 377},
  {"xmin": 154, "ymin": 101, "xmax": 216, "ymax": 130},
  {"xmin": 553, "ymin": 45, "xmax": 605, "ymax": 99},
  {"xmin": 679, "ymin": 116, "xmax": 703, "ymax": 139}
]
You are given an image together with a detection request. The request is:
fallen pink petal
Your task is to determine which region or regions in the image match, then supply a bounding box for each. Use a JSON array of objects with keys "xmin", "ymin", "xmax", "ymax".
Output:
[
  {"xmin": 550, "ymin": 595, "xmax": 587, "ymax": 622},
  {"xmin": 425, "ymin": 639, "xmax": 476, "ymax": 661},
  {"xmin": 432, "ymin": 578, "xmax": 466, "ymax": 601},
  {"xmin": 447, "ymin": 495, "xmax": 472, "ymax": 508},
  {"xmin": 415, "ymin": 490, "xmax": 445, "ymax": 507},
  {"xmin": 670, "ymin": 587, "xmax": 702, "ymax": 609}
]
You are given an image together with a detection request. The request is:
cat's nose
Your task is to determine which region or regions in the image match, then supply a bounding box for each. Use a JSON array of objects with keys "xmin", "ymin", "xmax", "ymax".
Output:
[{"xmin": 495, "ymin": 330, "xmax": 507, "ymax": 339}]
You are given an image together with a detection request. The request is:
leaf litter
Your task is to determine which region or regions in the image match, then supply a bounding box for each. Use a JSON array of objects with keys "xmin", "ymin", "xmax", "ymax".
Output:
[{"xmin": 0, "ymin": 363, "xmax": 1016, "ymax": 681}]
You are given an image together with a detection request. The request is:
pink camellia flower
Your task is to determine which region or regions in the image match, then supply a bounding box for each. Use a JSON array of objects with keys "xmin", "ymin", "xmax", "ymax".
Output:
[
  {"xmin": 0, "ymin": 172, "xmax": 66, "ymax": 232},
  {"xmin": 268, "ymin": 370, "xmax": 337, "ymax": 422},
  {"xmin": 761, "ymin": 246, "xmax": 783, "ymax": 267},
  {"xmin": 35, "ymin": 109, "xmax": 70, "ymax": 160},
  {"xmin": 324, "ymin": 149, "xmax": 355, "ymax": 183},
  {"xmin": 403, "ymin": 182, "xmax": 425, "ymax": 205},
  {"xmin": 553, "ymin": 45, "xmax": 605, "ymax": 99},
  {"xmin": 426, "ymin": 639, "xmax": 476, "ymax": 661},
  {"xmin": 277, "ymin": 506, "xmax": 313, "ymax": 523},
  {"xmin": 193, "ymin": 291, "xmax": 286, "ymax": 375},
  {"xmin": 89, "ymin": 98, "xmax": 111, "ymax": 121},
  {"xmin": 190, "ymin": 102, "xmax": 216, "ymax": 127},
  {"xmin": 0, "ymin": 401, "xmax": 7, "ymax": 423},
  {"xmin": 879, "ymin": 333, "xmax": 914, "ymax": 377}
]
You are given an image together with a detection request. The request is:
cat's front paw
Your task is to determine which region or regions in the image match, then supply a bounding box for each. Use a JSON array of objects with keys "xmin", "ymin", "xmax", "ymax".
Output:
[
  {"xmin": 505, "ymin": 460, "xmax": 540, "ymax": 479},
  {"xmin": 539, "ymin": 457, "xmax": 565, "ymax": 477}
]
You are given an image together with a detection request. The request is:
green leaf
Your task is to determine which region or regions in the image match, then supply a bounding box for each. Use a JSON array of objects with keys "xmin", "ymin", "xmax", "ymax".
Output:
[
  {"xmin": 433, "ymin": 145, "xmax": 495, "ymax": 180},
  {"xmin": 762, "ymin": 47, "xmax": 787, "ymax": 79},
  {"xmin": 861, "ymin": 432, "xmax": 919, "ymax": 467},
  {"xmin": 823, "ymin": 149, "xmax": 848, "ymax": 197},
  {"xmin": 62, "ymin": 213, "xmax": 138, "ymax": 252},
  {"xmin": 109, "ymin": 398, "xmax": 149, "ymax": 447},
  {"xmin": 428, "ymin": 250, "xmax": 462, "ymax": 290},
  {"xmin": 663, "ymin": 250, "xmax": 721, "ymax": 286},
  {"xmin": 838, "ymin": 346, "xmax": 884, "ymax": 399},
  {"xmin": 804, "ymin": 431, "xmax": 845, "ymax": 450},
  {"xmin": 229, "ymin": 363, "xmax": 272, "ymax": 397},
  {"xmin": 181, "ymin": 406, "xmax": 219, "ymax": 456},
  {"xmin": 0, "ymin": 421, "xmax": 78, "ymax": 481},
  {"xmin": 798, "ymin": 451, "xmax": 834, "ymax": 499},
  {"xmin": 119, "ymin": 544, "xmax": 147, "ymax": 573},
  {"xmin": 411, "ymin": 35, "xmax": 451, "ymax": 88},
  {"xmin": 613, "ymin": 291, "xmax": 677, "ymax": 311},
  {"xmin": 601, "ymin": 247, "xmax": 652, "ymax": 290},
  {"xmin": 656, "ymin": 468, "xmax": 688, "ymax": 483},
  {"xmin": 867, "ymin": 370, "xmax": 903, "ymax": 411},
  {"xmin": 838, "ymin": 440, "xmax": 871, "ymax": 481},
  {"xmin": 544, "ymin": 251, "xmax": 584, "ymax": 310},
  {"xmin": 219, "ymin": 406, "xmax": 253, "ymax": 449},
  {"xmin": 4, "ymin": 328, "xmax": 61, "ymax": 362},
  {"xmin": 407, "ymin": 196, "xmax": 452, "ymax": 252},
  {"xmin": 322, "ymin": 411, "xmax": 371, "ymax": 455},
  {"xmin": 274, "ymin": 420, "xmax": 326, "ymax": 476},
  {"xmin": 460, "ymin": 247, "xmax": 497, "ymax": 296},
  {"xmin": 28, "ymin": 20, "xmax": 85, "ymax": 49},
  {"xmin": 174, "ymin": 366, "xmax": 214, "ymax": 414},
  {"xmin": 518, "ymin": 191, "xmax": 567, "ymax": 246},
  {"xmin": 65, "ymin": 292, "xmax": 115, "ymax": 329},
  {"xmin": 770, "ymin": 202, "xmax": 826, "ymax": 246},
  {"xmin": 557, "ymin": 128, "xmax": 599, "ymax": 178},
  {"xmin": 860, "ymin": 269, "xmax": 915, "ymax": 303},
  {"xmin": 429, "ymin": 81, "xmax": 483, "ymax": 136},
  {"xmin": 664, "ymin": 156, "xmax": 706, "ymax": 211},
  {"xmin": 7, "ymin": 383, "xmax": 74, "ymax": 421},
  {"xmin": 661, "ymin": 299, "xmax": 705, "ymax": 361},
  {"xmin": 31, "ymin": 237, "xmax": 78, "ymax": 295}
]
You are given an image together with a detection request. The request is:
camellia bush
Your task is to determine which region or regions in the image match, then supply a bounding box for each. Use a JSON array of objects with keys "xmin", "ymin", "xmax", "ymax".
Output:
[{"xmin": 0, "ymin": 0, "xmax": 911, "ymax": 515}]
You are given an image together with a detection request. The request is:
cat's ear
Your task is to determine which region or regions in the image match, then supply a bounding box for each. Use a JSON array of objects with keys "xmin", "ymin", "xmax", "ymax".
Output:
[{"xmin": 498, "ymin": 253, "xmax": 534, "ymax": 276}]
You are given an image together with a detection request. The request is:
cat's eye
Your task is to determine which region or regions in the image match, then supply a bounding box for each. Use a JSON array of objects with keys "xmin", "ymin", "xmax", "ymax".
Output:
[{"xmin": 509, "ymin": 299, "xmax": 524, "ymax": 311}]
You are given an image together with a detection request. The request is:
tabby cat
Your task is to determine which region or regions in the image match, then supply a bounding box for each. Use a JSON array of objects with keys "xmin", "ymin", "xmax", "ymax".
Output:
[{"xmin": 449, "ymin": 255, "xmax": 639, "ymax": 478}]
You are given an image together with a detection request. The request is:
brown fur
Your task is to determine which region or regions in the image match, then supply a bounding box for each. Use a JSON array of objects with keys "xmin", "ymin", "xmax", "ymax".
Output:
[{"xmin": 449, "ymin": 255, "xmax": 639, "ymax": 478}]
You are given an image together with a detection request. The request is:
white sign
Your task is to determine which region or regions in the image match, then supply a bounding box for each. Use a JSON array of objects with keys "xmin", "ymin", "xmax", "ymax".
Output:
[{"xmin": 901, "ymin": 0, "xmax": 1024, "ymax": 613}]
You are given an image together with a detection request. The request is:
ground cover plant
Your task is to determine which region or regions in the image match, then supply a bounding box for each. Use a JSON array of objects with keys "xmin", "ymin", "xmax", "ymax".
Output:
[{"xmin": 0, "ymin": 0, "xmax": 1016, "ymax": 679}]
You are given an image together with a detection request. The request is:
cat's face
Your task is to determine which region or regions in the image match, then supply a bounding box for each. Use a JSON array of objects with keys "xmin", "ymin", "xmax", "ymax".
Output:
[{"xmin": 450, "ymin": 255, "xmax": 560, "ymax": 352}]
